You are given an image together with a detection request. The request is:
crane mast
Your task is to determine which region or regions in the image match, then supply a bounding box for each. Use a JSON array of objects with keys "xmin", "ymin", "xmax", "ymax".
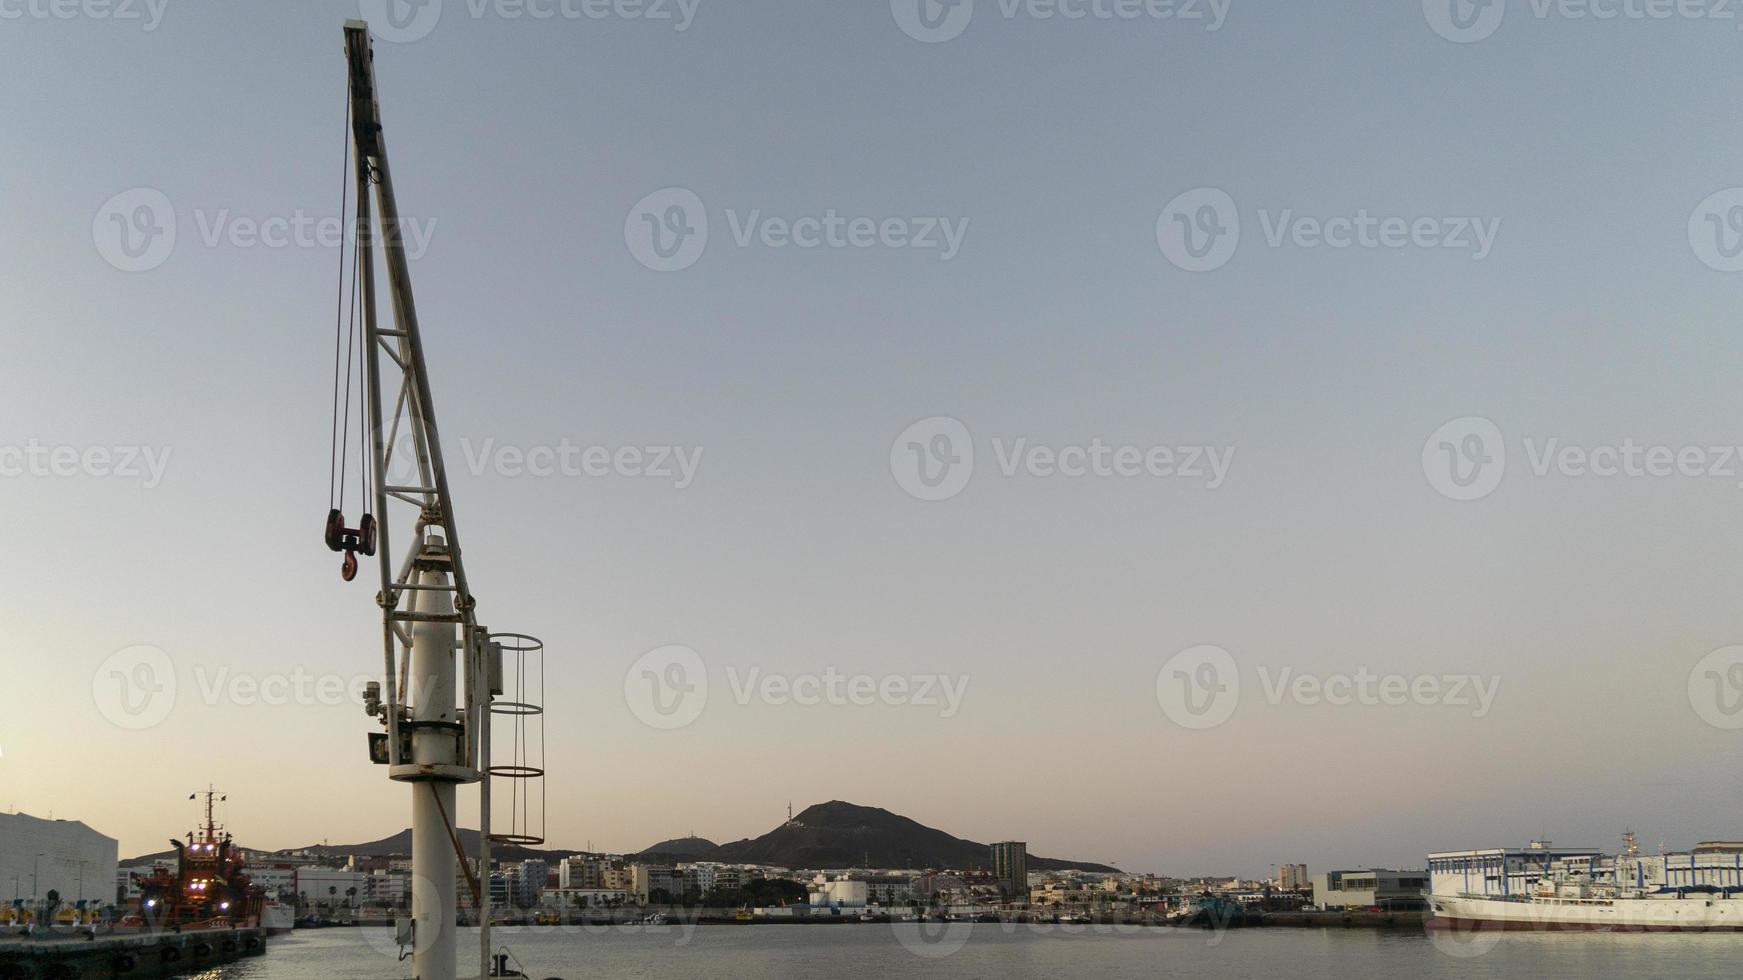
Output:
[{"xmin": 342, "ymin": 20, "xmax": 494, "ymax": 980}]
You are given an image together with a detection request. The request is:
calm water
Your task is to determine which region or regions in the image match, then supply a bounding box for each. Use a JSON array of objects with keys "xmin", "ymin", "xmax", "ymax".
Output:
[{"xmin": 199, "ymin": 923, "xmax": 1743, "ymax": 979}]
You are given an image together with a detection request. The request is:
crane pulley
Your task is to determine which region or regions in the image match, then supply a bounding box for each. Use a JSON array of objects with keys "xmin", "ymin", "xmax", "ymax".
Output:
[
  {"xmin": 324, "ymin": 84, "xmax": 376, "ymax": 583},
  {"xmin": 322, "ymin": 509, "xmax": 376, "ymax": 582}
]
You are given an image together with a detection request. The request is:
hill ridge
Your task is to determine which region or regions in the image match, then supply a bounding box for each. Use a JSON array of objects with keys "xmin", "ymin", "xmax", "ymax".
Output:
[{"xmin": 128, "ymin": 801, "xmax": 1116, "ymax": 873}]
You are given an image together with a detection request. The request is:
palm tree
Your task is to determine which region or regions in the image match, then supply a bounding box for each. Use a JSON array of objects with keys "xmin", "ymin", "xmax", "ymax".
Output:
[
  {"xmin": 345, "ymin": 887, "xmax": 357, "ymax": 911},
  {"xmin": 327, "ymin": 886, "xmax": 337, "ymax": 914}
]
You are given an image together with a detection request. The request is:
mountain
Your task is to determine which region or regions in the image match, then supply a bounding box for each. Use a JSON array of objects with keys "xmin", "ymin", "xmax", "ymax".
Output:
[
  {"xmin": 277, "ymin": 828, "xmax": 585, "ymax": 864},
  {"xmin": 126, "ymin": 829, "xmax": 583, "ymax": 867},
  {"xmin": 125, "ymin": 802, "xmax": 1118, "ymax": 873},
  {"xmin": 632, "ymin": 836, "xmax": 718, "ymax": 860},
  {"xmin": 703, "ymin": 801, "xmax": 1117, "ymax": 873}
]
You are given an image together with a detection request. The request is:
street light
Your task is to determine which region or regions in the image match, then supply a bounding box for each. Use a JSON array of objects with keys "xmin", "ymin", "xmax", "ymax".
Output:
[{"xmin": 31, "ymin": 854, "xmax": 44, "ymax": 922}]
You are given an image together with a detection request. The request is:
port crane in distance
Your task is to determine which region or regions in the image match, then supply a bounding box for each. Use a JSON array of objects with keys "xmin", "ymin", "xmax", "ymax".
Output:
[{"xmin": 332, "ymin": 19, "xmax": 552, "ymax": 980}]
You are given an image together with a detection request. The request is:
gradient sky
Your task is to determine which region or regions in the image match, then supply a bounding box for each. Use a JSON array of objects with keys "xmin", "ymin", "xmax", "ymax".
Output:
[{"xmin": 6, "ymin": 0, "xmax": 1743, "ymax": 877}]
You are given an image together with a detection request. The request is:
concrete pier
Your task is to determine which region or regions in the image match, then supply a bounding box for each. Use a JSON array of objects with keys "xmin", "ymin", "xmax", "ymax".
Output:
[
  {"xmin": 1253, "ymin": 910, "xmax": 1428, "ymax": 929},
  {"xmin": 0, "ymin": 928, "xmax": 266, "ymax": 979}
]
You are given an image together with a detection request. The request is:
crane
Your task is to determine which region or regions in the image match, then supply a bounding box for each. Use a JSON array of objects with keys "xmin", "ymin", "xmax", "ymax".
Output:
[{"xmin": 331, "ymin": 20, "xmax": 547, "ymax": 980}]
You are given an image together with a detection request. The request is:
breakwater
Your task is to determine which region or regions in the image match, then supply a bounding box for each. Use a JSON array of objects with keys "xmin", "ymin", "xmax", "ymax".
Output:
[{"xmin": 0, "ymin": 928, "xmax": 267, "ymax": 979}]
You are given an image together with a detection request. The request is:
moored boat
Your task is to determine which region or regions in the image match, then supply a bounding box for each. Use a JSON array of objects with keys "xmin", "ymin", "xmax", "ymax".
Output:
[
  {"xmin": 118, "ymin": 788, "xmax": 268, "ymax": 934},
  {"xmin": 1428, "ymin": 885, "xmax": 1743, "ymax": 932},
  {"xmin": 1429, "ymin": 834, "xmax": 1743, "ymax": 932},
  {"xmin": 261, "ymin": 900, "xmax": 295, "ymax": 936}
]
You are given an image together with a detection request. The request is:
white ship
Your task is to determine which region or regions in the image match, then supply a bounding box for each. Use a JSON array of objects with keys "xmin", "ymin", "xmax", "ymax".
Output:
[
  {"xmin": 1428, "ymin": 835, "xmax": 1743, "ymax": 932},
  {"xmin": 261, "ymin": 900, "xmax": 296, "ymax": 936}
]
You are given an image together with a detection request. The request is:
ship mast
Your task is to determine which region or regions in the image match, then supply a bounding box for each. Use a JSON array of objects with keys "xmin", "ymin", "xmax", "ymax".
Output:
[{"xmin": 199, "ymin": 786, "xmax": 222, "ymax": 841}]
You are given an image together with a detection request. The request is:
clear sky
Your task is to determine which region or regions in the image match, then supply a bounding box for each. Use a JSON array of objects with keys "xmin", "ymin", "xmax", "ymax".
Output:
[{"xmin": 6, "ymin": 0, "xmax": 1743, "ymax": 877}]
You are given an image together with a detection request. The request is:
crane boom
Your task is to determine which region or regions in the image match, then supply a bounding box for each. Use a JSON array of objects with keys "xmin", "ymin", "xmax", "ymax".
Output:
[
  {"xmin": 342, "ymin": 22, "xmax": 476, "ymax": 654},
  {"xmin": 342, "ymin": 20, "xmax": 491, "ymax": 980}
]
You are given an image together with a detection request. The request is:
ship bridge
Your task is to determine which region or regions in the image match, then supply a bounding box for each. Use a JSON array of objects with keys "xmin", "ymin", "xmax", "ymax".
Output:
[{"xmin": 1431, "ymin": 841, "xmax": 1743, "ymax": 897}]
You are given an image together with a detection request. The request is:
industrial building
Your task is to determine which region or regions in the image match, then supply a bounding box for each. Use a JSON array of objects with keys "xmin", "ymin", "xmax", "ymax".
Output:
[
  {"xmin": 1312, "ymin": 869, "xmax": 1429, "ymax": 911},
  {"xmin": 808, "ymin": 876, "xmax": 869, "ymax": 908},
  {"xmin": 293, "ymin": 867, "xmax": 369, "ymax": 909},
  {"xmin": 0, "ymin": 812, "xmax": 119, "ymax": 912}
]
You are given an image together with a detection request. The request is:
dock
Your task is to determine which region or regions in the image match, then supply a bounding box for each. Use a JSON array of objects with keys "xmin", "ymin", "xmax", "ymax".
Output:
[
  {"xmin": 0, "ymin": 928, "xmax": 266, "ymax": 979},
  {"xmin": 1252, "ymin": 910, "xmax": 1428, "ymax": 929}
]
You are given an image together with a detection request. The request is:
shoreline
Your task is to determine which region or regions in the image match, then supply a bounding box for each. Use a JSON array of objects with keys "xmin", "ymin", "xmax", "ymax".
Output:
[{"xmin": 284, "ymin": 910, "xmax": 1429, "ymax": 931}]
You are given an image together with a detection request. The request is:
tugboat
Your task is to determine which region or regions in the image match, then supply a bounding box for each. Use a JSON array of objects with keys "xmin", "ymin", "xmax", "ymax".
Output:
[
  {"xmin": 120, "ymin": 788, "xmax": 267, "ymax": 933},
  {"xmin": 1168, "ymin": 895, "xmax": 1250, "ymax": 930}
]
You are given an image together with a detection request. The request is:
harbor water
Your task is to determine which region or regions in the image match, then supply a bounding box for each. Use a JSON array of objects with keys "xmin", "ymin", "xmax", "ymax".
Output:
[{"xmin": 202, "ymin": 922, "xmax": 1743, "ymax": 979}]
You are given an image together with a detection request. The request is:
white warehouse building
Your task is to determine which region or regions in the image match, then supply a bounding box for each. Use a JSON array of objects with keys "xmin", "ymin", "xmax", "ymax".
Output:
[
  {"xmin": 295, "ymin": 868, "xmax": 370, "ymax": 908},
  {"xmin": 0, "ymin": 812, "xmax": 120, "ymax": 910}
]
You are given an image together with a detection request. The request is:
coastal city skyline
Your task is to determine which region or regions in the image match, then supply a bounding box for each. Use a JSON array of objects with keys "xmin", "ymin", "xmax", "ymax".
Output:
[
  {"xmin": 0, "ymin": 800, "xmax": 1423, "ymax": 928},
  {"xmin": 0, "ymin": 787, "xmax": 1703, "ymax": 885},
  {"xmin": 8, "ymin": 0, "xmax": 1743, "ymax": 910}
]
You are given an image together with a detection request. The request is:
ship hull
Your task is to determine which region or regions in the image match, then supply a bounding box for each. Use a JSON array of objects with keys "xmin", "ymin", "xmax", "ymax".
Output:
[
  {"xmin": 261, "ymin": 904, "xmax": 295, "ymax": 937},
  {"xmin": 1429, "ymin": 893, "xmax": 1743, "ymax": 932}
]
